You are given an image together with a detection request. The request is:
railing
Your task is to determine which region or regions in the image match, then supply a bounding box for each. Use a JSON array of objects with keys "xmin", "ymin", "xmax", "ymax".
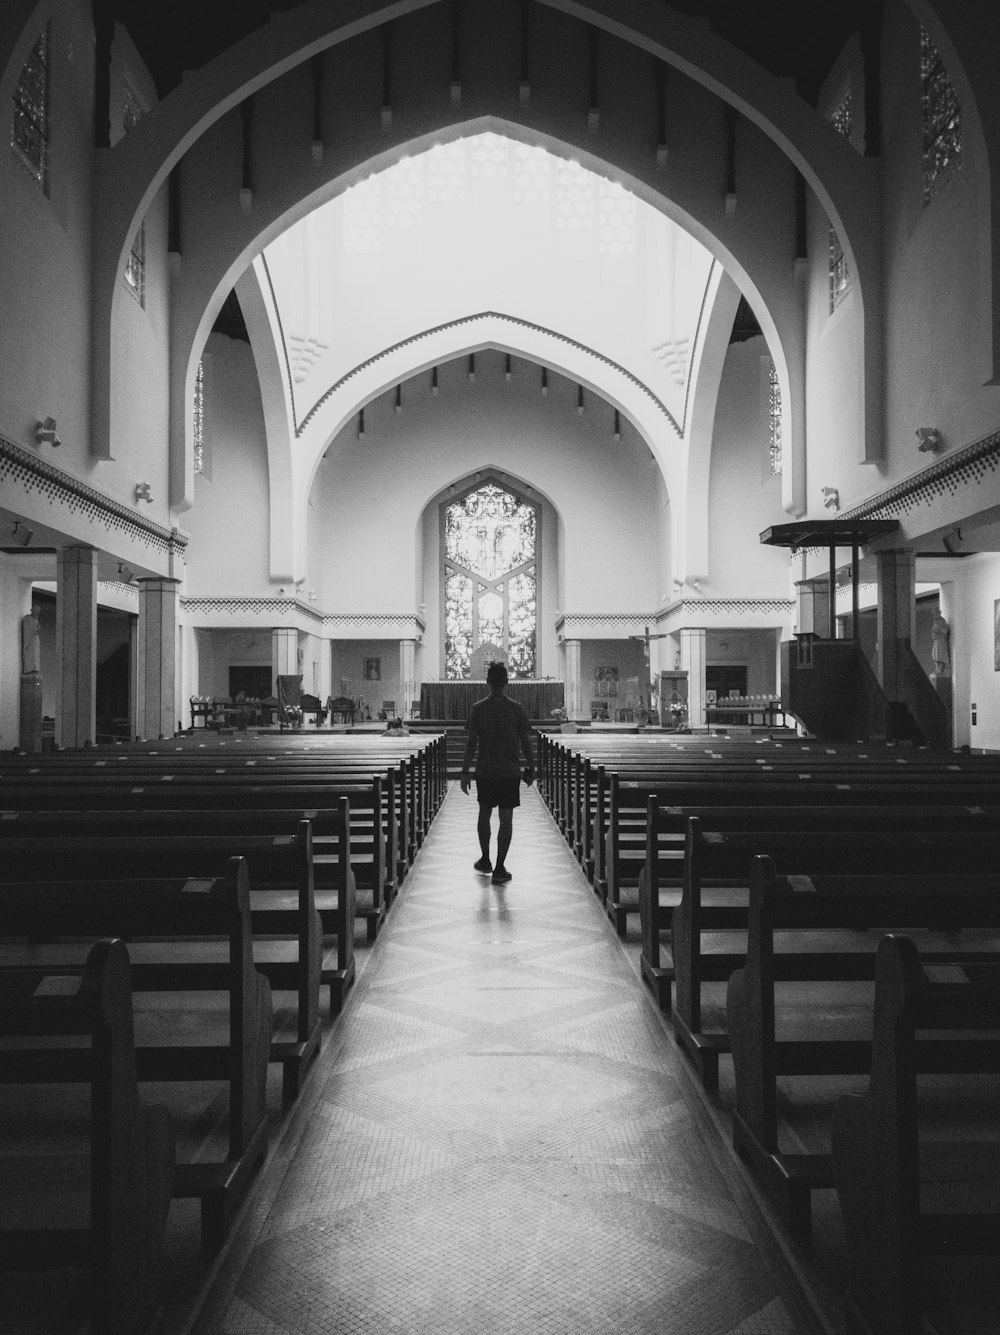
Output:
[{"xmin": 896, "ymin": 643, "xmax": 949, "ymax": 750}]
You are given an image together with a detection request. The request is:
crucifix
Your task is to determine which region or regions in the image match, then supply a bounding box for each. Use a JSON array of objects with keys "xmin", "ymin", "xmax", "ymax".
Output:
[{"xmin": 628, "ymin": 623, "xmax": 670, "ymax": 718}]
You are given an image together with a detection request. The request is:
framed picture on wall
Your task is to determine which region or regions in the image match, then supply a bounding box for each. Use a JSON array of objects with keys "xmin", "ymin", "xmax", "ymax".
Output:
[{"xmin": 364, "ymin": 657, "xmax": 381, "ymax": 682}]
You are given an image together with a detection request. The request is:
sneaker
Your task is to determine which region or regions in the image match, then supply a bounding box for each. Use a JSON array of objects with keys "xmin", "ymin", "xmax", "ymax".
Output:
[
  {"xmin": 474, "ymin": 857, "xmax": 493, "ymax": 873},
  {"xmin": 491, "ymin": 867, "xmax": 512, "ymax": 884}
]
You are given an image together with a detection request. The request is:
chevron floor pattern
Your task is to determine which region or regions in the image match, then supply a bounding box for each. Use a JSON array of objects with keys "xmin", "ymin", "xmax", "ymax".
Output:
[{"xmin": 187, "ymin": 784, "xmax": 825, "ymax": 1335}]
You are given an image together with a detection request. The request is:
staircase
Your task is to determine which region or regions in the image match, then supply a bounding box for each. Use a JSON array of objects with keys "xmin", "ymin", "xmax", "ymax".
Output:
[{"xmin": 781, "ymin": 636, "xmax": 948, "ymax": 748}]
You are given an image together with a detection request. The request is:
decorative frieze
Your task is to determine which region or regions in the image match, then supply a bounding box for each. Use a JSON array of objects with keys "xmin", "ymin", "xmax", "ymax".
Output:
[
  {"xmin": 656, "ymin": 597, "xmax": 795, "ymax": 629},
  {"xmin": 323, "ymin": 612, "xmax": 425, "ymax": 639},
  {"xmin": 556, "ymin": 612, "xmax": 650, "ymax": 639},
  {"xmin": 842, "ymin": 429, "xmax": 1000, "ymax": 524},
  {"xmin": 0, "ymin": 436, "xmax": 186, "ymax": 561},
  {"xmin": 294, "ymin": 310, "xmax": 682, "ymax": 438},
  {"xmin": 180, "ymin": 600, "xmax": 425, "ymax": 640},
  {"xmin": 98, "ymin": 580, "xmax": 140, "ymax": 608}
]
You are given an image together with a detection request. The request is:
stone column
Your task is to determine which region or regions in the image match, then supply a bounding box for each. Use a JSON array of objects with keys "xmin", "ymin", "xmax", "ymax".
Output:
[
  {"xmin": 875, "ymin": 549, "xmax": 916, "ymax": 698},
  {"xmin": 679, "ymin": 627, "xmax": 707, "ymax": 730},
  {"xmin": 563, "ymin": 638, "xmax": 582, "ymax": 719},
  {"xmin": 399, "ymin": 638, "xmax": 417, "ymax": 718},
  {"xmin": 56, "ymin": 546, "xmax": 98, "ymax": 749},
  {"xmin": 137, "ymin": 578, "xmax": 181, "ymax": 740}
]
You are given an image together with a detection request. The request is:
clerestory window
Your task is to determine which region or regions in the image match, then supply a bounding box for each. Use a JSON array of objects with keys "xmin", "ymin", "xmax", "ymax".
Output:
[
  {"xmin": 11, "ymin": 25, "xmax": 51, "ymax": 192},
  {"xmin": 920, "ymin": 27, "xmax": 962, "ymax": 205}
]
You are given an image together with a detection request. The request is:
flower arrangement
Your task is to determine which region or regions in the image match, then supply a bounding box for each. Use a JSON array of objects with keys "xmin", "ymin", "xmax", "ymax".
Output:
[
  {"xmin": 550, "ymin": 706, "xmax": 568, "ymax": 723},
  {"xmin": 282, "ymin": 704, "xmax": 303, "ymax": 729}
]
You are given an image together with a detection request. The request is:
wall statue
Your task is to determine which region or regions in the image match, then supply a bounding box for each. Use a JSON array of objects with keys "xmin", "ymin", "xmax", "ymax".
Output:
[
  {"xmin": 931, "ymin": 614, "xmax": 950, "ymax": 674},
  {"xmin": 21, "ymin": 607, "xmax": 41, "ymax": 675}
]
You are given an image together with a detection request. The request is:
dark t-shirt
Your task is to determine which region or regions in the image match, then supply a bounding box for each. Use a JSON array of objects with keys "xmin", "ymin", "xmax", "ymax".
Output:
[{"xmin": 466, "ymin": 693, "xmax": 531, "ymax": 778}]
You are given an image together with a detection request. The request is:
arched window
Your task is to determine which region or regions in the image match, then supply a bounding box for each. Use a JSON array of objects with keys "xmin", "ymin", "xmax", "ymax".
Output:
[
  {"xmin": 920, "ymin": 27, "xmax": 961, "ymax": 205},
  {"xmin": 442, "ymin": 479, "xmax": 538, "ymax": 679},
  {"xmin": 11, "ymin": 25, "xmax": 51, "ymax": 191}
]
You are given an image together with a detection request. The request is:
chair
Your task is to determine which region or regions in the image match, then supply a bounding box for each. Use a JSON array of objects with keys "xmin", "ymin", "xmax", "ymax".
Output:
[
  {"xmin": 326, "ymin": 696, "xmax": 356, "ymax": 725},
  {"xmin": 381, "ymin": 700, "xmax": 396, "ymax": 719}
]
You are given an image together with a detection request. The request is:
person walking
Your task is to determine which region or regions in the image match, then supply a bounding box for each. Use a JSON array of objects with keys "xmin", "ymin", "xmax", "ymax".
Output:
[{"xmin": 460, "ymin": 661, "xmax": 535, "ymax": 885}]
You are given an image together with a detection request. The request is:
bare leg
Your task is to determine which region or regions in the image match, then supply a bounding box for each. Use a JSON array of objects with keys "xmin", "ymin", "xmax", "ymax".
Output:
[
  {"xmin": 496, "ymin": 807, "xmax": 513, "ymax": 870},
  {"xmin": 477, "ymin": 804, "xmax": 493, "ymax": 862}
]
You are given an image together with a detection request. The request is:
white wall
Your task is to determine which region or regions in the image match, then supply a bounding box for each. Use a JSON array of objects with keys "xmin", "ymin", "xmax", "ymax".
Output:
[
  {"xmin": 183, "ymin": 334, "xmax": 272, "ymax": 595},
  {"xmin": 194, "ymin": 628, "xmax": 271, "ymax": 700},
  {"xmin": 314, "ymin": 349, "xmax": 662, "ymax": 678},
  {"xmin": 953, "ymin": 554, "xmax": 1000, "ymax": 752},
  {"xmin": 707, "ymin": 337, "xmax": 792, "ymax": 597},
  {"xmin": 0, "ymin": 3, "xmax": 94, "ymax": 462},
  {"xmin": 705, "ymin": 629, "xmax": 778, "ymax": 696},
  {"xmin": 879, "ymin": 1, "xmax": 998, "ymax": 477}
]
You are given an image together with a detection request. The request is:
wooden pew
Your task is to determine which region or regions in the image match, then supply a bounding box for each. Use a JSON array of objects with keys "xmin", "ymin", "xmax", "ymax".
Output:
[
  {"xmin": 0, "ymin": 772, "xmax": 391, "ymax": 940},
  {"xmin": 639, "ymin": 796, "xmax": 1000, "ymax": 1010},
  {"xmin": 0, "ymin": 857, "xmax": 272, "ymax": 1253},
  {"xmin": 831, "ymin": 934, "xmax": 1000, "ymax": 1335},
  {"xmin": 725, "ymin": 856, "xmax": 1000, "ymax": 1241},
  {"xmin": 0, "ymin": 817, "xmax": 349, "ymax": 1096},
  {"xmin": 0, "ymin": 938, "xmax": 175, "ymax": 1335},
  {"xmin": 669, "ymin": 820, "xmax": 1000, "ymax": 1091},
  {"xmin": 598, "ymin": 764, "xmax": 1000, "ymax": 933}
]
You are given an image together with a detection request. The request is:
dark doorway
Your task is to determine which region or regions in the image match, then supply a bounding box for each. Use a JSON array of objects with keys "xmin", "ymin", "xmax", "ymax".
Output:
[
  {"xmin": 706, "ymin": 665, "xmax": 748, "ymax": 699},
  {"xmin": 96, "ymin": 610, "xmax": 134, "ymax": 741},
  {"xmin": 229, "ymin": 666, "xmax": 273, "ymax": 698}
]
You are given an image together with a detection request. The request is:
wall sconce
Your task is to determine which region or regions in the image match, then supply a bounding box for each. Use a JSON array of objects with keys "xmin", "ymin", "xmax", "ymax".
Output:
[
  {"xmin": 577, "ymin": 385, "xmax": 585, "ymax": 416},
  {"xmin": 358, "ymin": 408, "xmax": 365, "ymax": 440},
  {"xmin": 135, "ymin": 482, "xmax": 153, "ymax": 504},
  {"xmin": 613, "ymin": 409, "xmax": 621, "ymax": 443},
  {"xmin": 540, "ymin": 367, "xmax": 548, "ymax": 397},
  {"xmin": 395, "ymin": 385, "xmax": 403, "ymax": 414},
  {"xmin": 36, "ymin": 416, "xmax": 61, "ymax": 447},
  {"xmin": 821, "ymin": 486, "xmax": 840, "ymax": 512},
  {"xmin": 431, "ymin": 367, "xmax": 439, "ymax": 397},
  {"xmin": 11, "ymin": 521, "xmax": 33, "ymax": 547},
  {"xmin": 916, "ymin": 426, "xmax": 942, "ymax": 453}
]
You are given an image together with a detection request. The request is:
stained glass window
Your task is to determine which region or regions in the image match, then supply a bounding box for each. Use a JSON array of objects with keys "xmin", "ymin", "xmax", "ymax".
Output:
[
  {"xmin": 768, "ymin": 359, "xmax": 782, "ymax": 476},
  {"xmin": 831, "ymin": 91, "xmax": 852, "ymax": 142},
  {"xmin": 11, "ymin": 25, "xmax": 50, "ymax": 190},
  {"xmin": 829, "ymin": 226, "xmax": 850, "ymax": 312},
  {"xmin": 443, "ymin": 481, "xmax": 538, "ymax": 678},
  {"xmin": 122, "ymin": 81, "xmax": 144, "ymax": 135},
  {"xmin": 920, "ymin": 28, "xmax": 961, "ymax": 205},
  {"xmin": 193, "ymin": 360, "xmax": 205, "ymax": 475},
  {"xmin": 124, "ymin": 222, "xmax": 145, "ymax": 306}
]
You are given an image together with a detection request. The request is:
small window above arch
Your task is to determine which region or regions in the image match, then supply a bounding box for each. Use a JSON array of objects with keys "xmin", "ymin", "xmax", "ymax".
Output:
[{"xmin": 11, "ymin": 24, "xmax": 51, "ymax": 193}]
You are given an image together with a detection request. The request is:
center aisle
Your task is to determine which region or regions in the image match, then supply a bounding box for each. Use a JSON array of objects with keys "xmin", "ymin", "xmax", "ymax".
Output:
[{"xmin": 189, "ymin": 784, "xmax": 824, "ymax": 1335}]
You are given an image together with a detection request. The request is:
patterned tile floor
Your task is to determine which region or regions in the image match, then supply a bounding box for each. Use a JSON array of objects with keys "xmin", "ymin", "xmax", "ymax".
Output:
[{"xmin": 185, "ymin": 785, "xmax": 827, "ymax": 1335}]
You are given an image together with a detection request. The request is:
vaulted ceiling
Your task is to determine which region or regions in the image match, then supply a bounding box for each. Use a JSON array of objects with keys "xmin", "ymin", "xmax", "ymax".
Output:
[{"xmin": 100, "ymin": 0, "xmax": 878, "ymax": 106}]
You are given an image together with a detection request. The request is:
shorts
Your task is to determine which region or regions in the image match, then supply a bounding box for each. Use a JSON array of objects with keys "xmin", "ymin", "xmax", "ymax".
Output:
[{"xmin": 474, "ymin": 775, "xmax": 521, "ymax": 809}]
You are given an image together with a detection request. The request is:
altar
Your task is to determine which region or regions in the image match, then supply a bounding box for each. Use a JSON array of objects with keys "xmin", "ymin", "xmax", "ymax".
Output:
[{"xmin": 419, "ymin": 680, "xmax": 564, "ymax": 721}]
